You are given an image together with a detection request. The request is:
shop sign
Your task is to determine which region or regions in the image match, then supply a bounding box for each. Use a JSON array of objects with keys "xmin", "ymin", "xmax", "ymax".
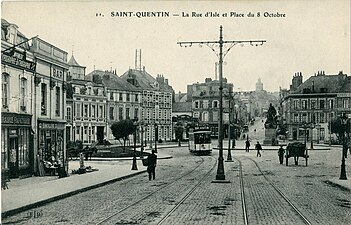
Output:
[
  {"xmin": 2, "ymin": 113, "xmax": 32, "ymax": 125},
  {"xmin": 39, "ymin": 122, "xmax": 65, "ymax": 130},
  {"xmin": 1, "ymin": 50, "xmax": 36, "ymax": 73}
]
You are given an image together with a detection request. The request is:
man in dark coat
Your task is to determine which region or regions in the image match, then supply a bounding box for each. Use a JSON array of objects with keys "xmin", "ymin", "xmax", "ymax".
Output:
[
  {"xmin": 278, "ymin": 145, "xmax": 285, "ymax": 164},
  {"xmin": 255, "ymin": 141, "xmax": 262, "ymax": 157},
  {"xmin": 147, "ymin": 150, "xmax": 157, "ymax": 180},
  {"xmin": 245, "ymin": 139, "xmax": 250, "ymax": 152}
]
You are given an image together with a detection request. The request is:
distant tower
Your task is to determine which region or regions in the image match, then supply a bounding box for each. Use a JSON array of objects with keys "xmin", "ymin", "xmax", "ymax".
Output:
[
  {"xmin": 135, "ymin": 49, "xmax": 142, "ymax": 71},
  {"xmin": 256, "ymin": 78, "xmax": 263, "ymax": 92}
]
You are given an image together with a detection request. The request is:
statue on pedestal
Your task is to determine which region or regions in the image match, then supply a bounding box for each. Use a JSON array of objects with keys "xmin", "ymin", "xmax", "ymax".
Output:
[{"xmin": 265, "ymin": 103, "xmax": 277, "ymax": 129}]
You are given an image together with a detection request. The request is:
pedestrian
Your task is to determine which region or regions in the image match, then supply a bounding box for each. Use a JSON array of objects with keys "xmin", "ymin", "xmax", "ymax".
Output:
[
  {"xmin": 255, "ymin": 141, "xmax": 262, "ymax": 157},
  {"xmin": 245, "ymin": 139, "xmax": 250, "ymax": 152},
  {"xmin": 147, "ymin": 150, "xmax": 157, "ymax": 181},
  {"xmin": 278, "ymin": 145, "xmax": 285, "ymax": 164}
]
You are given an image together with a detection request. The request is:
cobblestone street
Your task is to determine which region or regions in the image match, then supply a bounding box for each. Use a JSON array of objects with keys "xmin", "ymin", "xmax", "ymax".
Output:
[{"xmin": 2, "ymin": 142, "xmax": 351, "ymax": 225}]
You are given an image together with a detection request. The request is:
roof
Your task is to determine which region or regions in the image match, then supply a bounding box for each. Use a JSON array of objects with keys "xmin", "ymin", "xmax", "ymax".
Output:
[
  {"xmin": 120, "ymin": 69, "xmax": 173, "ymax": 92},
  {"xmin": 86, "ymin": 70, "xmax": 139, "ymax": 92},
  {"xmin": 172, "ymin": 102, "xmax": 192, "ymax": 113},
  {"xmin": 68, "ymin": 55, "xmax": 85, "ymax": 68},
  {"xmin": 292, "ymin": 72, "xmax": 349, "ymax": 94},
  {"xmin": 1, "ymin": 18, "xmax": 30, "ymax": 50}
]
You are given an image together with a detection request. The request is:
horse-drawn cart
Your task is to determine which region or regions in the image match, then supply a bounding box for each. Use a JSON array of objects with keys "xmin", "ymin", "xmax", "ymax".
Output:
[{"xmin": 286, "ymin": 142, "xmax": 309, "ymax": 166}]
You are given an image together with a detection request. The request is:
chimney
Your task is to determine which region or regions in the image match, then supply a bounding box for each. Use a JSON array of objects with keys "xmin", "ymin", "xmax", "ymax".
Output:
[{"xmin": 312, "ymin": 81, "xmax": 315, "ymax": 93}]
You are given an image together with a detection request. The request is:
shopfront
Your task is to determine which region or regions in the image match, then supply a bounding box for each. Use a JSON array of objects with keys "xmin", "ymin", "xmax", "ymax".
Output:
[
  {"xmin": 1, "ymin": 113, "xmax": 33, "ymax": 179},
  {"xmin": 38, "ymin": 120, "xmax": 65, "ymax": 165}
]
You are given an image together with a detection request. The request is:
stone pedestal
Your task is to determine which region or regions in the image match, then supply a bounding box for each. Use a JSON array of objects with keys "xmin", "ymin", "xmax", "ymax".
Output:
[{"xmin": 263, "ymin": 128, "xmax": 277, "ymax": 145}]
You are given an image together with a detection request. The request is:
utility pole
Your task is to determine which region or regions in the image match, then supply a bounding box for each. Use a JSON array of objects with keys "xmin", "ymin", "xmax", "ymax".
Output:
[{"xmin": 178, "ymin": 26, "xmax": 265, "ymax": 182}]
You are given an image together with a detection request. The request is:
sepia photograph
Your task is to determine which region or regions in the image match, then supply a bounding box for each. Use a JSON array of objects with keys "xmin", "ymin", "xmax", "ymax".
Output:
[{"xmin": 1, "ymin": 0, "xmax": 350, "ymax": 224}]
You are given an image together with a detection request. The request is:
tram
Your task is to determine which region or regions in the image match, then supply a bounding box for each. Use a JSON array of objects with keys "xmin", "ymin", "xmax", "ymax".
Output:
[{"xmin": 188, "ymin": 128, "xmax": 212, "ymax": 155}]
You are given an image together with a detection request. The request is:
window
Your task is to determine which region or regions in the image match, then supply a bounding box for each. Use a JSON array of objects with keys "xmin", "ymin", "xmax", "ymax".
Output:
[
  {"xmin": 329, "ymin": 99, "xmax": 334, "ymax": 109},
  {"xmin": 119, "ymin": 107, "xmax": 123, "ymax": 120},
  {"xmin": 320, "ymin": 100, "xmax": 325, "ymax": 109},
  {"xmin": 343, "ymin": 99, "xmax": 349, "ymax": 109},
  {"xmin": 193, "ymin": 112, "xmax": 200, "ymax": 118},
  {"xmin": 84, "ymin": 126, "xmax": 88, "ymax": 135},
  {"xmin": 66, "ymin": 107, "xmax": 72, "ymax": 120},
  {"xmin": 41, "ymin": 83, "xmax": 47, "ymax": 115},
  {"xmin": 126, "ymin": 108, "xmax": 130, "ymax": 119},
  {"xmin": 20, "ymin": 78, "xmax": 27, "ymax": 111},
  {"xmin": 119, "ymin": 93, "xmax": 123, "ymax": 101},
  {"xmin": 109, "ymin": 107, "xmax": 114, "ymax": 120},
  {"xmin": 110, "ymin": 92, "xmax": 114, "ymax": 100},
  {"xmin": 194, "ymin": 101, "xmax": 199, "ymax": 109},
  {"xmin": 320, "ymin": 113, "xmax": 325, "ymax": 123},
  {"xmin": 99, "ymin": 105, "xmax": 103, "ymax": 118},
  {"xmin": 76, "ymin": 103, "xmax": 81, "ymax": 117},
  {"xmin": 126, "ymin": 93, "xmax": 130, "ymax": 102},
  {"xmin": 77, "ymin": 126, "xmax": 80, "ymax": 135},
  {"xmin": 84, "ymin": 105, "xmax": 88, "ymax": 117},
  {"xmin": 302, "ymin": 100, "xmax": 307, "ymax": 109},
  {"xmin": 135, "ymin": 94, "xmax": 138, "ymax": 102},
  {"xmin": 302, "ymin": 113, "xmax": 307, "ymax": 122},
  {"xmin": 134, "ymin": 108, "xmax": 139, "ymax": 120},
  {"xmin": 213, "ymin": 101, "xmax": 218, "ymax": 108},
  {"xmin": 311, "ymin": 100, "xmax": 316, "ymax": 110},
  {"xmin": 91, "ymin": 105, "xmax": 96, "ymax": 117},
  {"xmin": 55, "ymin": 87, "xmax": 60, "ymax": 116},
  {"xmin": 2, "ymin": 73, "xmax": 9, "ymax": 108},
  {"xmin": 202, "ymin": 112, "xmax": 209, "ymax": 122},
  {"xmin": 18, "ymin": 128, "xmax": 29, "ymax": 167},
  {"xmin": 293, "ymin": 114, "xmax": 299, "ymax": 123},
  {"xmin": 293, "ymin": 100, "xmax": 299, "ymax": 110}
]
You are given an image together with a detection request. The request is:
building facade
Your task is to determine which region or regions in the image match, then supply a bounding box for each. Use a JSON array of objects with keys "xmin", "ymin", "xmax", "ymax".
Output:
[
  {"xmin": 121, "ymin": 69, "xmax": 173, "ymax": 143},
  {"xmin": 31, "ymin": 37, "xmax": 68, "ymax": 174},
  {"xmin": 187, "ymin": 77, "xmax": 234, "ymax": 137},
  {"xmin": 67, "ymin": 62, "xmax": 107, "ymax": 144},
  {"xmin": 1, "ymin": 19, "xmax": 36, "ymax": 178},
  {"xmin": 86, "ymin": 70, "xmax": 142, "ymax": 142},
  {"xmin": 282, "ymin": 71, "xmax": 351, "ymax": 142}
]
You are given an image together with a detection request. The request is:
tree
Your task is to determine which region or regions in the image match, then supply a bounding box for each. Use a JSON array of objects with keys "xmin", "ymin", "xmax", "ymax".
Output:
[
  {"xmin": 174, "ymin": 122, "xmax": 184, "ymax": 146},
  {"xmin": 330, "ymin": 117, "xmax": 351, "ymax": 143},
  {"xmin": 110, "ymin": 119, "xmax": 137, "ymax": 152}
]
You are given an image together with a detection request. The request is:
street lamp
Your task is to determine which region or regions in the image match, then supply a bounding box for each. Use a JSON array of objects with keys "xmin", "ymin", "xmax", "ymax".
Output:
[
  {"xmin": 154, "ymin": 123, "xmax": 158, "ymax": 153},
  {"xmin": 140, "ymin": 122, "xmax": 144, "ymax": 159},
  {"xmin": 226, "ymin": 94, "xmax": 233, "ymax": 162},
  {"xmin": 132, "ymin": 119, "xmax": 138, "ymax": 170},
  {"xmin": 339, "ymin": 114, "xmax": 348, "ymax": 180}
]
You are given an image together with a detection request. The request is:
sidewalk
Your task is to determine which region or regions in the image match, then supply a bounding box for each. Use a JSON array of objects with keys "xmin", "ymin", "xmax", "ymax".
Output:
[{"xmin": 1, "ymin": 152, "xmax": 172, "ymax": 218}]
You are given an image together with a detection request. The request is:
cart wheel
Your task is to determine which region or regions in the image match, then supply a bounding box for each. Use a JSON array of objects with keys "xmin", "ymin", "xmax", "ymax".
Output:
[{"xmin": 305, "ymin": 157, "xmax": 308, "ymax": 166}]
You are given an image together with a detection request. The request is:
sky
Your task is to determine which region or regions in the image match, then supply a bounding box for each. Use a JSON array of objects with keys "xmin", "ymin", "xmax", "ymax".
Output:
[{"xmin": 1, "ymin": 0, "xmax": 350, "ymax": 93}]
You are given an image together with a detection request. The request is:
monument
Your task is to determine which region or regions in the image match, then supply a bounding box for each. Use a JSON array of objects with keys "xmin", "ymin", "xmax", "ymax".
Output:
[{"xmin": 263, "ymin": 103, "xmax": 278, "ymax": 145}]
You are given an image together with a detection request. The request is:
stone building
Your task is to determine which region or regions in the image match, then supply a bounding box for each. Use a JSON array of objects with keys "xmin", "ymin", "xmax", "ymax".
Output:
[
  {"xmin": 121, "ymin": 68, "xmax": 173, "ymax": 143},
  {"xmin": 86, "ymin": 69, "xmax": 142, "ymax": 142},
  {"xmin": 1, "ymin": 19, "xmax": 36, "ymax": 178},
  {"xmin": 282, "ymin": 71, "xmax": 350, "ymax": 142},
  {"xmin": 66, "ymin": 58, "xmax": 107, "ymax": 144},
  {"xmin": 186, "ymin": 77, "xmax": 234, "ymax": 137},
  {"xmin": 30, "ymin": 36, "xmax": 68, "ymax": 174}
]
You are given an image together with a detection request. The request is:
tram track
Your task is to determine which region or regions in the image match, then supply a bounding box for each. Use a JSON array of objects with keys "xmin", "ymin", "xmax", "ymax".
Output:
[
  {"xmin": 236, "ymin": 156, "xmax": 312, "ymax": 225},
  {"xmin": 156, "ymin": 155, "xmax": 217, "ymax": 225},
  {"xmin": 94, "ymin": 155, "xmax": 216, "ymax": 225}
]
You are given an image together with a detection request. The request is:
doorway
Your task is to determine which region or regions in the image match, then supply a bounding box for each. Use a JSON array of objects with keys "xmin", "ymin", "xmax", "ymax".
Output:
[{"xmin": 9, "ymin": 137, "xmax": 18, "ymax": 178}]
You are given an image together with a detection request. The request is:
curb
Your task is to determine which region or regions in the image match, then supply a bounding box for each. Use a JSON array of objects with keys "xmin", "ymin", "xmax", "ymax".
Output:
[
  {"xmin": 325, "ymin": 180, "xmax": 351, "ymax": 192},
  {"xmin": 87, "ymin": 155, "xmax": 173, "ymax": 161},
  {"xmin": 1, "ymin": 170, "xmax": 147, "ymax": 218}
]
